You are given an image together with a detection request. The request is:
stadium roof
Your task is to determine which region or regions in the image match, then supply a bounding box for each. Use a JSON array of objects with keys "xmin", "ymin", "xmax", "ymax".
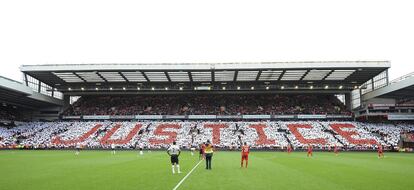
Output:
[
  {"xmin": 362, "ymin": 72, "xmax": 414, "ymax": 100},
  {"xmin": 20, "ymin": 61, "xmax": 390, "ymax": 93},
  {"xmin": 0, "ymin": 76, "xmax": 63, "ymax": 109}
]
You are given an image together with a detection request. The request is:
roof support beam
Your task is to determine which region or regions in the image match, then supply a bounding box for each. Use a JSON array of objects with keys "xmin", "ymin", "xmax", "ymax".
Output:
[
  {"xmin": 233, "ymin": 70, "xmax": 238, "ymax": 82},
  {"xmin": 256, "ymin": 70, "xmax": 262, "ymax": 81},
  {"xmin": 188, "ymin": 71, "xmax": 193, "ymax": 83},
  {"xmin": 322, "ymin": 70, "xmax": 335, "ymax": 80},
  {"xmin": 140, "ymin": 71, "xmax": 150, "ymax": 82},
  {"xmin": 300, "ymin": 70, "xmax": 311, "ymax": 81},
  {"xmin": 278, "ymin": 70, "xmax": 286, "ymax": 81},
  {"xmin": 95, "ymin": 72, "xmax": 108, "ymax": 83},
  {"xmin": 72, "ymin": 72, "xmax": 87, "ymax": 82},
  {"xmin": 385, "ymin": 69, "xmax": 389, "ymax": 85},
  {"xmin": 371, "ymin": 79, "xmax": 375, "ymax": 91},
  {"xmin": 24, "ymin": 73, "xmax": 28, "ymax": 86},
  {"xmin": 165, "ymin": 72, "xmax": 171, "ymax": 82},
  {"xmin": 118, "ymin": 72, "xmax": 129, "ymax": 83},
  {"xmin": 37, "ymin": 81, "xmax": 41, "ymax": 93}
]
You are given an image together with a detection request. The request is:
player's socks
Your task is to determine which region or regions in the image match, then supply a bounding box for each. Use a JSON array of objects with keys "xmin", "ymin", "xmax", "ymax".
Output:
[
  {"xmin": 177, "ymin": 165, "xmax": 181, "ymax": 173},
  {"xmin": 172, "ymin": 166, "xmax": 175, "ymax": 174}
]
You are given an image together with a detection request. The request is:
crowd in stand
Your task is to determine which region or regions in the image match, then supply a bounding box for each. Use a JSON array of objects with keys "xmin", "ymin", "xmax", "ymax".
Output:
[
  {"xmin": 1, "ymin": 121, "xmax": 413, "ymax": 150},
  {"xmin": 63, "ymin": 94, "xmax": 351, "ymax": 116},
  {"xmin": 0, "ymin": 105, "xmax": 23, "ymax": 121}
]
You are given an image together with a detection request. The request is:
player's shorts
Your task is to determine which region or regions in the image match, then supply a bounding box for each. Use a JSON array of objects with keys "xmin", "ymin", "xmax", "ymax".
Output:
[
  {"xmin": 378, "ymin": 151, "xmax": 383, "ymax": 154},
  {"xmin": 199, "ymin": 150, "xmax": 204, "ymax": 154},
  {"xmin": 190, "ymin": 147, "xmax": 195, "ymax": 151},
  {"xmin": 170, "ymin": 155, "xmax": 179, "ymax": 164},
  {"xmin": 76, "ymin": 148, "xmax": 80, "ymax": 151},
  {"xmin": 241, "ymin": 154, "xmax": 249, "ymax": 160}
]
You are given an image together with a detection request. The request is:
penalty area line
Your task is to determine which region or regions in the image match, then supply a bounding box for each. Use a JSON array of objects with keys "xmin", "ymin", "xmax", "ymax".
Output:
[{"xmin": 172, "ymin": 159, "xmax": 203, "ymax": 190}]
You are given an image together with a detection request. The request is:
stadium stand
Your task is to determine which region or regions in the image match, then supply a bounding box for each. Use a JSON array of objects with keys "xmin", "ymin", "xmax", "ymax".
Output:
[
  {"xmin": 0, "ymin": 105, "xmax": 22, "ymax": 121},
  {"xmin": 1, "ymin": 121, "xmax": 413, "ymax": 150},
  {"xmin": 1, "ymin": 61, "xmax": 414, "ymax": 151},
  {"xmin": 62, "ymin": 94, "xmax": 351, "ymax": 116}
]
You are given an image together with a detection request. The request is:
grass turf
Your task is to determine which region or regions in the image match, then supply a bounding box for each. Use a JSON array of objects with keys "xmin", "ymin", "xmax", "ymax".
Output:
[{"xmin": 0, "ymin": 150, "xmax": 413, "ymax": 190}]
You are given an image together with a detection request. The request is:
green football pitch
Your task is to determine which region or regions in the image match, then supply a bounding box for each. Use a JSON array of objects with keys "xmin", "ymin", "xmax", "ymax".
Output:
[{"xmin": 0, "ymin": 150, "xmax": 413, "ymax": 190}]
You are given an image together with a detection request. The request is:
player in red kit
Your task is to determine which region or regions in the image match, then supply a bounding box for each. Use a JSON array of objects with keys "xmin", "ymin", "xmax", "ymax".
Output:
[
  {"xmin": 307, "ymin": 145, "xmax": 313, "ymax": 157},
  {"xmin": 199, "ymin": 143, "xmax": 206, "ymax": 160},
  {"xmin": 378, "ymin": 143, "xmax": 384, "ymax": 158},
  {"xmin": 287, "ymin": 143, "xmax": 292, "ymax": 154},
  {"xmin": 334, "ymin": 144, "xmax": 339, "ymax": 156},
  {"xmin": 241, "ymin": 142, "xmax": 250, "ymax": 168}
]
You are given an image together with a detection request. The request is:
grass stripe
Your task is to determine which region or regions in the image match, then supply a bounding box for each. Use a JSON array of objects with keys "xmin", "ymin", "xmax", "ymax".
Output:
[{"xmin": 173, "ymin": 159, "xmax": 203, "ymax": 190}]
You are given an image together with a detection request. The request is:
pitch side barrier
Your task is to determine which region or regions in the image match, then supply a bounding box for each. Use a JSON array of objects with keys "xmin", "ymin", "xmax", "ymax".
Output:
[
  {"xmin": 0, "ymin": 147, "xmax": 399, "ymax": 152},
  {"xmin": 62, "ymin": 114, "xmax": 352, "ymax": 120}
]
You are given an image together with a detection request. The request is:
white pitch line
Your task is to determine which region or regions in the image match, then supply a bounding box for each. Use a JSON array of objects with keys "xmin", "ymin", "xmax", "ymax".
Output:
[{"xmin": 172, "ymin": 160, "xmax": 203, "ymax": 190}]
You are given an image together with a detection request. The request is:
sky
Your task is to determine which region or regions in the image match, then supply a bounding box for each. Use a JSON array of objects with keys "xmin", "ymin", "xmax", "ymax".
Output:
[{"xmin": 0, "ymin": 0, "xmax": 413, "ymax": 82}]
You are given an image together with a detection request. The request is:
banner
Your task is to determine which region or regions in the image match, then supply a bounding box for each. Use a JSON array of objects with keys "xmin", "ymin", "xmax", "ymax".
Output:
[
  {"xmin": 387, "ymin": 114, "xmax": 414, "ymax": 120},
  {"xmin": 397, "ymin": 104, "xmax": 414, "ymax": 107},
  {"xmin": 297, "ymin": 114, "xmax": 327, "ymax": 119},
  {"xmin": 135, "ymin": 115, "xmax": 163, "ymax": 120},
  {"xmin": 369, "ymin": 104, "xmax": 395, "ymax": 107},
  {"xmin": 188, "ymin": 115, "xmax": 216, "ymax": 119},
  {"xmin": 396, "ymin": 107, "xmax": 414, "ymax": 109},
  {"xmin": 326, "ymin": 115, "xmax": 352, "ymax": 119},
  {"xmin": 62, "ymin": 116, "xmax": 81, "ymax": 119},
  {"xmin": 64, "ymin": 114, "xmax": 352, "ymax": 120},
  {"xmin": 110, "ymin": 115, "xmax": 134, "ymax": 119},
  {"xmin": 273, "ymin": 115, "xmax": 295, "ymax": 119},
  {"xmin": 0, "ymin": 120, "xmax": 12, "ymax": 124},
  {"xmin": 164, "ymin": 115, "xmax": 187, "ymax": 119},
  {"xmin": 83, "ymin": 115, "xmax": 110, "ymax": 120},
  {"xmin": 242, "ymin": 115, "xmax": 271, "ymax": 119},
  {"xmin": 216, "ymin": 115, "xmax": 242, "ymax": 119}
]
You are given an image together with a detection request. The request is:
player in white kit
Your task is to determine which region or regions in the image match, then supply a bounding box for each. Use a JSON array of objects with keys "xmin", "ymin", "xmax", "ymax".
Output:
[
  {"xmin": 139, "ymin": 143, "xmax": 144, "ymax": 155},
  {"xmin": 111, "ymin": 143, "xmax": 116, "ymax": 155},
  {"xmin": 190, "ymin": 143, "xmax": 196, "ymax": 156},
  {"xmin": 167, "ymin": 141, "xmax": 181, "ymax": 174},
  {"xmin": 75, "ymin": 143, "xmax": 81, "ymax": 155}
]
